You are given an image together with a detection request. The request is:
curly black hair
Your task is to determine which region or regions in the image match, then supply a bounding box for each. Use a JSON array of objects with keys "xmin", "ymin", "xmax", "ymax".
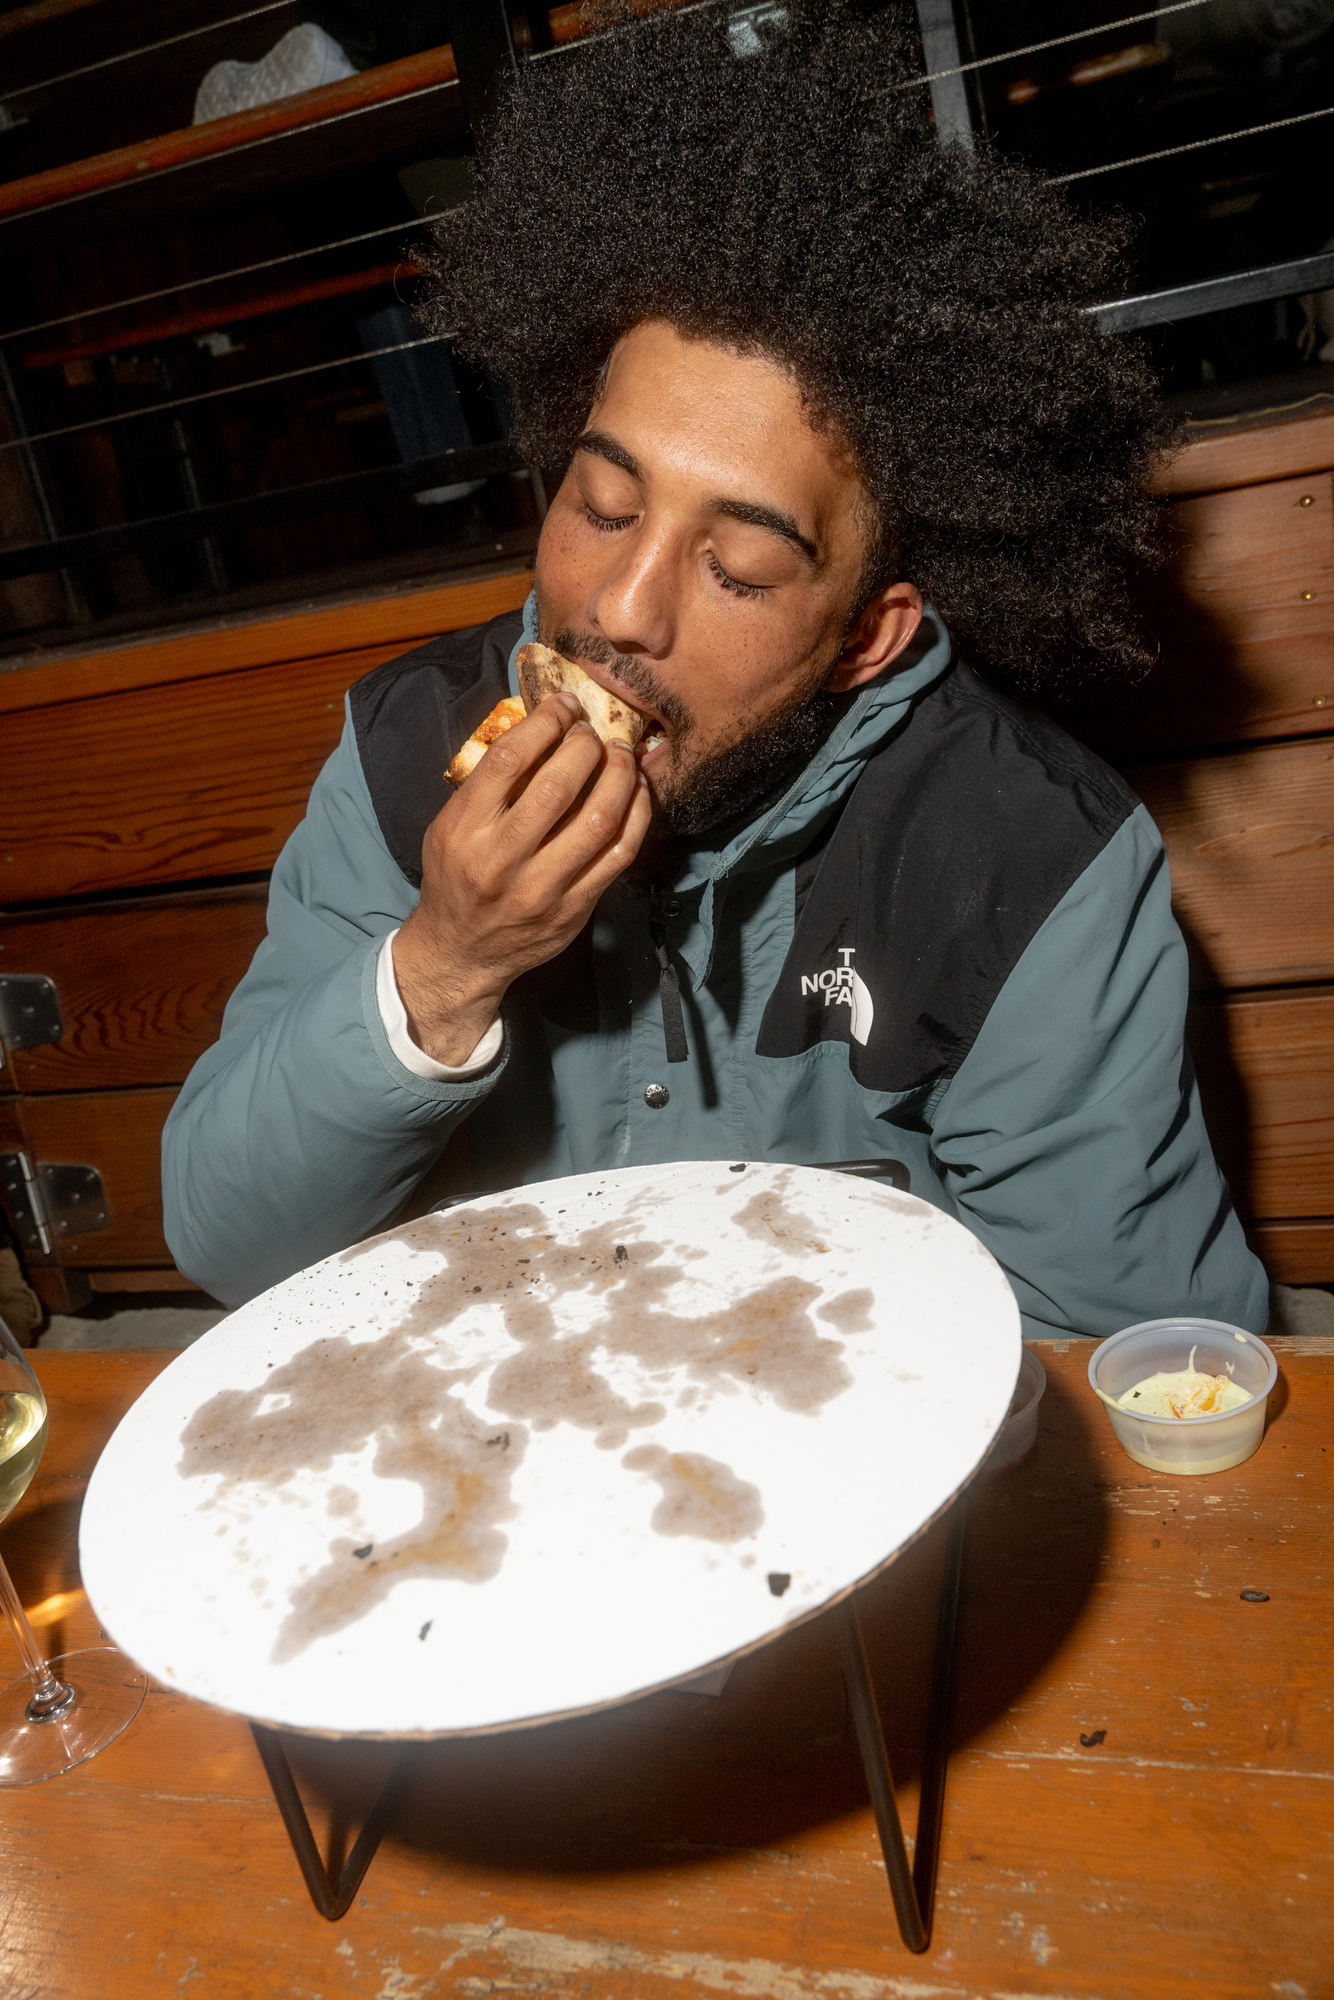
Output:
[{"xmin": 424, "ymin": 1, "xmax": 1172, "ymax": 686}]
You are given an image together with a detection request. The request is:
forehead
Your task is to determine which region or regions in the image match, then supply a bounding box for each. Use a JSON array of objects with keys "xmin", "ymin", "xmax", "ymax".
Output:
[{"xmin": 593, "ymin": 321, "xmax": 865, "ymax": 521}]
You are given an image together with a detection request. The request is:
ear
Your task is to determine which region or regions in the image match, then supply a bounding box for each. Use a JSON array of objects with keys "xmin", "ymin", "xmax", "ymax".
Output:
[{"xmin": 825, "ymin": 581, "xmax": 924, "ymax": 693}]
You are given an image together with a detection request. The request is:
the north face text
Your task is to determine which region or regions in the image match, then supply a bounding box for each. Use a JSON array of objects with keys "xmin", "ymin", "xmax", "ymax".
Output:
[{"xmin": 798, "ymin": 948, "xmax": 874, "ymax": 1046}]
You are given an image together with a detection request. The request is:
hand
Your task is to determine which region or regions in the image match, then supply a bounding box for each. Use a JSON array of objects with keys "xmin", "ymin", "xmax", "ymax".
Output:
[{"xmin": 392, "ymin": 694, "xmax": 652, "ymax": 1065}]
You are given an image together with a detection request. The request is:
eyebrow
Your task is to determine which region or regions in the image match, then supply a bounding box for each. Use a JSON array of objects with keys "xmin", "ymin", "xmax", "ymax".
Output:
[
  {"xmin": 715, "ymin": 497, "xmax": 818, "ymax": 565},
  {"xmin": 576, "ymin": 430, "xmax": 642, "ymax": 480},
  {"xmin": 576, "ymin": 429, "xmax": 820, "ymax": 566}
]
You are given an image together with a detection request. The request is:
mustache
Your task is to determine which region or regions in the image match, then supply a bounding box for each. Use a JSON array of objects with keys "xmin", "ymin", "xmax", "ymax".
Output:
[{"xmin": 549, "ymin": 626, "xmax": 694, "ymax": 739}]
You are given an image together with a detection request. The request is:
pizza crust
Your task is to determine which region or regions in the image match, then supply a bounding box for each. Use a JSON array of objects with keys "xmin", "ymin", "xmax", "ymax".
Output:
[
  {"xmin": 515, "ymin": 643, "xmax": 648, "ymax": 749},
  {"xmin": 444, "ymin": 696, "xmax": 526, "ymax": 786},
  {"xmin": 444, "ymin": 645, "xmax": 650, "ymax": 788}
]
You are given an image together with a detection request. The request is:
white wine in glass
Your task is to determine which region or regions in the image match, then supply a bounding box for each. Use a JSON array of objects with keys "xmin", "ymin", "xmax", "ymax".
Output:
[{"xmin": 0, "ymin": 1313, "xmax": 145, "ymax": 1786}]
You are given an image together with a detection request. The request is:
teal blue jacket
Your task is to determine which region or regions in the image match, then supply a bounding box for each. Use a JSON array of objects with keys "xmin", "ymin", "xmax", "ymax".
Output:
[{"xmin": 163, "ymin": 598, "xmax": 1267, "ymax": 1338}]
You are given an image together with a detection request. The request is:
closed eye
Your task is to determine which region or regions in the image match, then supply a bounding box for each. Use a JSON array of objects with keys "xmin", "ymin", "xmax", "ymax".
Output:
[
  {"xmin": 707, "ymin": 552, "xmax": 770, "ymax": 601},
  {"xmin": 583, "ymin": 503, "xmax": 638, "ymax": 533}
]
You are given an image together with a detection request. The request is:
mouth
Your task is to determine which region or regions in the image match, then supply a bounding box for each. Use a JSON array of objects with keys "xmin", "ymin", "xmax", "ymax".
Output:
[{"xmin": 563, "ymin": 653, "xmax": 671, "ymax": 762}]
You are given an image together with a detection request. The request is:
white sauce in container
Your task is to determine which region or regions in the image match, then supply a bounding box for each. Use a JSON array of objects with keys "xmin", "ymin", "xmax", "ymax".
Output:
[{"xmin": 1115, "ymin": 1344, "xmax": 1252, "ymax": 1421}]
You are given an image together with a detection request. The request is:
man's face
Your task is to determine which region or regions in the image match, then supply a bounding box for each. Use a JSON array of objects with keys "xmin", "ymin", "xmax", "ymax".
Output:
[{"xmin": 533, "ymin": 320, "xmax": 922, "ymax": 834}]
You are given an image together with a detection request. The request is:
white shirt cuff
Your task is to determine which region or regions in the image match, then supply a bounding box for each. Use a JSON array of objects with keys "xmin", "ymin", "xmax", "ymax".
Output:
[{"xmin": 376, "ymin": 930, "xmax": 503, "ymax": 1080}]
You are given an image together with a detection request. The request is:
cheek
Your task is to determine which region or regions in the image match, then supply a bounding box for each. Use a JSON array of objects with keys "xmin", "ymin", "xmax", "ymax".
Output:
[
  {"xmin": 677, "ymin": 594, "xmax": 809, "ymax": 719},
  {"xmin": 534, "ymin": 495, "xmax": 596, "ymax": 610}
]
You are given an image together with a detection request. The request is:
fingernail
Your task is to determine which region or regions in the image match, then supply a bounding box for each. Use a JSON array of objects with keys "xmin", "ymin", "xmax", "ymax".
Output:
[{"xmin": 555, "ymin": 692, "xmax": 583, "ymax": 718}]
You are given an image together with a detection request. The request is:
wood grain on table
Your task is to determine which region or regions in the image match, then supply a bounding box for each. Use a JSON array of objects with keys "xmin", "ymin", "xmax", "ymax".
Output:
[{"xmin": 0, "ymin": 1344, "xmax": 1328, "ymax": 2000}]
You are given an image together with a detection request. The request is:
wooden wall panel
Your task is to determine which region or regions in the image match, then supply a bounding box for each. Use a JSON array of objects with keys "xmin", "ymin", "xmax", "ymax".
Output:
[
  {"xmin": 0, "ymin": 647, "xmax": 385, "ymax": 902},
  {"xmin": 1191, "ymin": 988, "xmax": 1334, "ymax": 1219},
  {"xmin": 1251, "ymin": 1220, "xmax": 1334, "ymax": 1285},
  {"xmin": 1132, "ymin": 738, "xmax": 1334, "ymax": 988},
  {"xmin": 16, "ymin": 1088, "xmax": 176, "ymax": 1266},
  {"xmin": 0, "ymin": 889, "xmax": 267, "ymax": 1093},
  {"xmin": 1052, "ymin": 472, "xmax": 1334, "ymax": 755},
  {"xmin": 1152, "ymin": 409, "xmax": 1334, "ymax": 496},
  {"xmin": 0, "ymin": 568, "xmax": 531, "ymax": 715},
  {"xmin": 0, "ymin": 1098, "xmax": 23, "ymax": 1152},
  {"xmin": 1153, "ymin": 472, "xmax": 1333, "ymax": 687}
]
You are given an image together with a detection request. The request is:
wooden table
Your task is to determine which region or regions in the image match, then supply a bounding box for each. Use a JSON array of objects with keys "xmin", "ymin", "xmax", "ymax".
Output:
[{"xmin": 1, "ymin": 1340, "xmax": 1329, "ymax": 2000}]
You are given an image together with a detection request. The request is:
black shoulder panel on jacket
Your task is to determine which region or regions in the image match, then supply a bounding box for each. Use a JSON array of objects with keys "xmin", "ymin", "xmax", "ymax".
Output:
[
  {"xmin": 348, "ymin": 609, "xmax": 523, "ymax": 886},
  {"xmin": 756, "ymin": 664, "xmax": 1140, "ymax": 1094}
]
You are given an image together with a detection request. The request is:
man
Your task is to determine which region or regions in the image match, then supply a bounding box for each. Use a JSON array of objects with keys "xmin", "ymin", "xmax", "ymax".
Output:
[{"xmin": 163, "ymin": 3, "xmax": 1267, "ymax": 1337}]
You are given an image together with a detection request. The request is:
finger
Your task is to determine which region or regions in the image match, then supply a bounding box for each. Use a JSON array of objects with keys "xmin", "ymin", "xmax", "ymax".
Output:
[
  {"xmin": 535, "ymin": 740, "xmax": 643, "ymax": 881},
  {"xmin": 490, "ymin": 722, "xmax": 609, "ymax": 859},
  {"xmin": 562, "ymin": 770, "xmax": 654, "ymax": 907},
  {"xmin": 454, "ymin": 693, "xmax": 582, "ymax": 815},
  {"xmin": 495, "ymin": 753, "xmax": 646, "ymax": 922}
]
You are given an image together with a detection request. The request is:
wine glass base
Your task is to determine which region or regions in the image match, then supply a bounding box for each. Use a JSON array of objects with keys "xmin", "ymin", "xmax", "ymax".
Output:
[{"xmin": 0, "ymin": 1647, "xmax": 146, "ymax": 1787}]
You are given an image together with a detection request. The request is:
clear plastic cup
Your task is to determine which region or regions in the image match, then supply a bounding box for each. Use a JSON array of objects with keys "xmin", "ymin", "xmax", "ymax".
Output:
[
  {"xmin": 1088, "ymin": 1318, "xmax": 1277, "ymax": 1475},
  {"xmin": 982, "ymin": 1347, "xmax": 1047, "ymax": 1475}
]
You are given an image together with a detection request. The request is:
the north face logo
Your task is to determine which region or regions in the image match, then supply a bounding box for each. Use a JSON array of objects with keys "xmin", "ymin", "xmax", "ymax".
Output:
[{"xmin": 799, "ymin": 947, "xmax": 874, "ymax": 1047}]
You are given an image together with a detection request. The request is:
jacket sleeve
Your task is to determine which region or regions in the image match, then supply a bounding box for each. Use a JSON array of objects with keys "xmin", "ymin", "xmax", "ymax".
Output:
[
  {"xmin": 161, "ymin": 702, "xmax": 507, "ymax": 1306},
  {"xmin": 928, "ymin": 803, "xmax": 1269, "ymax": 1340}
]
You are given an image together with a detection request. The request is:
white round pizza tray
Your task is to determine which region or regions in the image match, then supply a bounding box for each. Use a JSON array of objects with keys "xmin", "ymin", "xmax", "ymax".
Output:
[{"xmin": 80, "ymin": 1161, "xmax": 1020, "ymax": 1738}]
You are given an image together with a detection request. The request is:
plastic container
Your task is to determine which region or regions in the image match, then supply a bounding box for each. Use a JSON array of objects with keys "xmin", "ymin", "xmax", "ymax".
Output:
[
  {"xmin": 983, "ymin": 1348, "xmax": 1047, "ymax": 1475},
  {"xmin": 1088, "ymin": 1319, "xmax": 1277, "ymax": 1475}
]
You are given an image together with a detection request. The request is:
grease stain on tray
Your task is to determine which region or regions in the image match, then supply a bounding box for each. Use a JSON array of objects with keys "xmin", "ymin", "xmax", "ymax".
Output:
[
  {"xmin": 178, "ymin": 1335, "xmax": 528, "ymax": 1662},
  {"xmin": 403, "ymin": 1202, "xmax": 854, "ymax": 1432},
  {"xmin": 622, "ymin": 1445, "xmax": 764, "ymax": 1542},
  {"xmin": 177, "ymin": 1186, "xmax": 857, "ymax": 1657}
]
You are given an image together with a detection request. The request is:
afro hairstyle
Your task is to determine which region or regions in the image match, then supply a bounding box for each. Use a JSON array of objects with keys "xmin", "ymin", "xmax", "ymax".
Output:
[{"xmin": 424, "ymin": 1, "xmax": 1173, "ymax": 688}]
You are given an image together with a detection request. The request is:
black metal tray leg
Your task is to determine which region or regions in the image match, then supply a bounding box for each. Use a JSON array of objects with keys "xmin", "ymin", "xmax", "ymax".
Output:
[
  {"xmin": 251, "ymin": 1723, "xmax": 411, "ymax": 1920},
  {"xmin": 839, "ymin": 1496, "xmax": 967, "ymax": 1953}
]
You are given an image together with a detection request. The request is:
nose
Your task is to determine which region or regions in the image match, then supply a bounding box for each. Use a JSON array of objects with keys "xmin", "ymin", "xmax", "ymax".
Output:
[{"xmin": 585, "ymin": 517, "xmax": 677, "ymax": 661}]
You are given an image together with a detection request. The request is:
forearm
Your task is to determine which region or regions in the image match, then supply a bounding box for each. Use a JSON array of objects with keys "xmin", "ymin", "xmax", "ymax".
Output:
[{"xmin": 163, "ymin": 941, "xmax": 504, "ymax": 1306}]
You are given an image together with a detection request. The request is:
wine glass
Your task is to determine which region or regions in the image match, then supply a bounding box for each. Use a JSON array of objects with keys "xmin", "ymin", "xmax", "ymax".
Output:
[{"xmin": 0, "ymin": 1312, "xmax": 145, "ymax": 1785}]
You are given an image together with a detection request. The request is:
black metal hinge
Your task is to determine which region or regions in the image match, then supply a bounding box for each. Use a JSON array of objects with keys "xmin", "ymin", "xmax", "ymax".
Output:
[
  {"xmin": 0, "ymin": 1153, "xmax": 109, "ymax": 1262},
  {"xmin": 0, "ymin": 975, "xmax": 64, "ymax": 1053}
]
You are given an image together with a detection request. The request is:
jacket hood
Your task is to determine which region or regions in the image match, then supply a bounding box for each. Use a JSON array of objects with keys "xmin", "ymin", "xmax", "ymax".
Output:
[{"xmin": 509, "ymin": 591, "xmax": 954, "ymax": 978}]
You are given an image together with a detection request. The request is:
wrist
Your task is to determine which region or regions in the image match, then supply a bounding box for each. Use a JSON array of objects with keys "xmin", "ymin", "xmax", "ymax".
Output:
[{"xmin": 391, "ymin": 921, "xmax": 505, "ymax": 1067}]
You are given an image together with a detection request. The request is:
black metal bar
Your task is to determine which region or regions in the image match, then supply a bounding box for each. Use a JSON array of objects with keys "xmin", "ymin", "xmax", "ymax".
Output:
[
  {"xmin": 911, "ymin": 1496, "xmax": 967, "ymax": 1927},
  {"xmin": 839, "ymin": 1598, "xmax": 927, "ymax": 1951},
  {"xmin": 0, "ymin": 439, "xmax": 522, "ymax": 581},
  {"xmin": 914, "ymin": 0, "xmax": 974, "ymax": 151},
  {"xmin": 446, "ymin": 0, "xmax": 520, "ymax": 145},
  {"xmin": 838, "ymin": 1496, "xmax": 968, "ymax": 1954},
  {"xmin": 1088, "ymin": 250, "xmax": 1334, "ymax": 336},
  {"xmin": 250, "ymin": 1723, "xmax": 411, "ymax": 1921}
]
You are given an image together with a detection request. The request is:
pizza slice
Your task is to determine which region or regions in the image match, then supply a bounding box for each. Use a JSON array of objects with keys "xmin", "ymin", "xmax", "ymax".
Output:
[
  {"xmin": 445, "ymin": 644, "xmax": 659, "ymax": 786},
  {"xmin": 444, "ymin": 696, "xmax": 526, "ymax": 786},
  {"xmin": 514, "ymin": 642, "xmax": 649, "ymax": 751}
]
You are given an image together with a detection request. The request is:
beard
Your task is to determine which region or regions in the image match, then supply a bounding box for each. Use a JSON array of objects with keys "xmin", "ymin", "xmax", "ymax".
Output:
[{"xmin": 547, "ymin": 623, "xmax": 846, "ymax": 839}]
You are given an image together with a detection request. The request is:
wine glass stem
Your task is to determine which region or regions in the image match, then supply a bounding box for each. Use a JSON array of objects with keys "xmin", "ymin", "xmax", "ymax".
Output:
[{"xmin": 0, "ymin": 1546, "xmax": 74, "ymax": 1719}]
